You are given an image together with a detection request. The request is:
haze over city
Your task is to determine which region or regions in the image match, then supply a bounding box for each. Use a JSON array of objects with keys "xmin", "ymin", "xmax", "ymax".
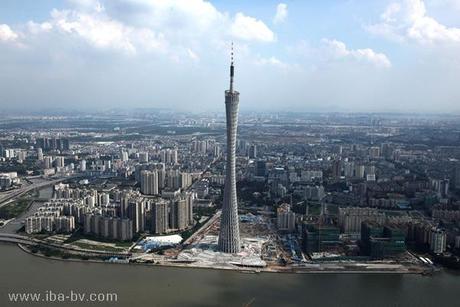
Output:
[{"xmin": 1, "ymin": 0, "xmax": 460, "ymax": 113}]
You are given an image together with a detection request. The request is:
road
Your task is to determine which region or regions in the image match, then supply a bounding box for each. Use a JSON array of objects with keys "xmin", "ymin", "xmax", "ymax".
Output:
[
  {"xmin": 182, "ymin": 210, "xmax": 221, "ymax": 246},
  {"xmin": 0, "ymin": 175, "xmax": 86, "ymax": 234},
  {"xmin": 0, "ymin": 233, "xmax": 129, "ymax": 257},
  {"xmin": 0, "ymin": 200, "xmax": 45, "ymax": 234},
  {"xmin": 0, "ymin": 175, "xmax": 83, "ymax": 208}
]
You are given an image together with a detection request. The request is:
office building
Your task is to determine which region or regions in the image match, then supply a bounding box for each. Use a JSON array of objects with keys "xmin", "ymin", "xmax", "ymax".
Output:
[
  {"xmin": 255, "ymin": 160, "xmax": 266, "ymax": 177},
  {"xmin": 303, "ymin": 223, "xmax": 341, "ymax": 253}
]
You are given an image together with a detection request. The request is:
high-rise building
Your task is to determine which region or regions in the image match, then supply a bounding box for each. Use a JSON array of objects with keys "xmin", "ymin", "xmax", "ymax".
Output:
[
  {"xmin": 36, "ymin": 137, "xmax": 70, "ymax": 151},
  {"xmin": 381, "ymin": 143, "xmax": 394, "ymax": 159},
  {"xmin": 218, "ymin": 46, "xmax": 241, "ymax": 253},
  {"xmin": 121, "ymin": 150, "xmax": 129, "ymax": 162},
  {"xmin": 355, "ymin": 164, "xmax": 365, "ymax": 178},
  {"xmin": 116, "ymin": 218, "xmax": 133, "ymax": 241},
  {"xmin": 55, "ymin": 216, "xmax": 75, "ymax": 233},
  {"xmin": 248, "ymin": 144, "xmax": 257, "ymax": 159},
  {"xmin": 338, "ymin": 207, "xmax": 386, "ymax": 234},
  {"xmin": 213, "ymin": 144, "xmax": 221, "ymax": 158},
  {"xmin": 80, "ymin": 159, "xmax": 86, "ymax": 172},
  {"xmin": 160, "ymin": 150, "xmax": 166, "ymax": 163},
  {"xmin": 171, "ymin": 149, "xmax": 178, "ymax": 164},
  {"xmin": 277, "ymin": 203, "xmax": 296, "ymax": 232},
  {"xmin": 140, "ymin": 170, "xmax": 159, "ymax": 195},
  {"xmin": 83, "ymin": 214, "xmax": 133, "ymax": 241},
  {"xmin": 430, "ymin": 228, "xmax": 446, "ymax": 254},
  {"xmin": 184, "ymin": 191, "xmax": 195, "ymax": 225},
  {"xmin": 160, "ymin": 149, "xmax": 178, "ymax": 165},
  {"xmin": 303, "ymin": 223, "xmax": 341, "ymax": 253},
  {"xmin": 139, "ymin": 152, "xmax": 149, "ymax": 163},
  {"xmin": 343, "ymin": 161, "xmax": 354, "ymax": 178},
  {"xmin": 166, "ymin": 169, "xmax": 181, "ymax": 190},
  {"xmin": 157, "ymin": 165, "xmax": 166, "ymax": 190},
  {"xmin": 331, "ymin": 159, "xmax": 342, "ymax": 179},
  {"xmin": 432, "ymin": 178, "xmax": 450, "ymax": 198},
  {"xmin": 120, "ymin": 194, "xmax": 130, "ymax": 219},
  {"xmin": 128, "ymin": 200, "xmax": 145, "ymax": 233},
  {"xmin": 180, "ymin": 172, "xmax": 193, "ymax": 189},
  {"xmin": 170, "ymin": 199, "xmax": 188, "ymax": 230},
  {"xmin": 360, "ymin": 222, "xmax": 406, "ymax": 258},
  {"xmin": 55, "ymin": 156, "xmax": 65, "ymax": 168},
  {"xmin": 255, "ymin": 160, "xmax": 266, "ymax": 177},
  {"xmin": 36, "ymin": 148, "xmax": 44, "ymax": 161},
  {"xmin": 151, "ymin": 201, "xmax": 169, "ymax": 234},
  {"xmin": 453, "ymin": 164, "xmax": 460, "ymax": 191},
  {"xmin": 303, "ymin": 185, "xmax": 325, "ymax": 201},
  {"xmin": 369, "ymin": 146, "xmax": 380, "ymax": 159}
]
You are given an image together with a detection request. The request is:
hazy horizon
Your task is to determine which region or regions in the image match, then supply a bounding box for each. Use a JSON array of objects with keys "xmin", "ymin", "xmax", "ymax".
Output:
[{"xmin": 2, "ymin": 106, "xmax": 460, "ymax": 117}]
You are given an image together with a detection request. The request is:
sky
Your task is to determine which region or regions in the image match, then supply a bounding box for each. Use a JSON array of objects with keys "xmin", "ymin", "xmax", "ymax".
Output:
[{"xmin": 0, "ymin": 0, "xmax": 460, "ymax": 113}]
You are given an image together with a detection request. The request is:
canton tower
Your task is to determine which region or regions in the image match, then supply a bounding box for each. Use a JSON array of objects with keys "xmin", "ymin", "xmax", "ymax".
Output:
[{"xmin": 218, "ymin": 45, "xmax": 241, "ymax": 253}]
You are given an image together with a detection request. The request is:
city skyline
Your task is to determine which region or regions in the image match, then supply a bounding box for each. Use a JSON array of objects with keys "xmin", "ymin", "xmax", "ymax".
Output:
[{"xmin": 0, "ymin": 0, "xmax": 460, "ymax": 113}]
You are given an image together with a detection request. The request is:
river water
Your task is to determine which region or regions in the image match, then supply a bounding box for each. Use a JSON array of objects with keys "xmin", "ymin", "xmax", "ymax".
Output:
[{"xmin": 0, "ymin": 244, "xmax": 459, "ymax": 307}]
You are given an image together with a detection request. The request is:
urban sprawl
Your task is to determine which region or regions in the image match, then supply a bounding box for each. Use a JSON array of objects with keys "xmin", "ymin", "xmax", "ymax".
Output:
[{"xmin": 1, "ymin": 110, "xmax": 460, "ymax": 273}]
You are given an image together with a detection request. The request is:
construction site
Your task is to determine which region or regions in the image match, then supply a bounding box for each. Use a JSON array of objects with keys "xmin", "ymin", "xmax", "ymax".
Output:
[{"xmin": 125, "ymin": 210, "xmax": 435, "ymax": 274}]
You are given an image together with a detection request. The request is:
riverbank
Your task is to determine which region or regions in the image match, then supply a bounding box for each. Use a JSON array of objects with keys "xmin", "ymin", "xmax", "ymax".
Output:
[
  {"xmin": 15, "ymin": 242, "xmax": 434, "ymax": 275},
  {"xmin": 2, "ymin": 242, "xmax": 459, "ymax": 307}
]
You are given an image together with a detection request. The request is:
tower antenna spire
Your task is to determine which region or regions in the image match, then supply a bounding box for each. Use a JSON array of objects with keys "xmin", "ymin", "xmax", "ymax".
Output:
[
  {"xmin": 230, "ymin": 42, "xmax": 234, "ymax": 93},
  {"xmin": 219, "ymin": 40, "xmax": 241, "ymax": 254}
]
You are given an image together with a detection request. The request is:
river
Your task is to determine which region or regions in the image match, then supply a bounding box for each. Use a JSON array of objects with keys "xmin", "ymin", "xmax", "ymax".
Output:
[{"xmin": 0, "ymin": 243, "xmax": 459, "ymax": 307}]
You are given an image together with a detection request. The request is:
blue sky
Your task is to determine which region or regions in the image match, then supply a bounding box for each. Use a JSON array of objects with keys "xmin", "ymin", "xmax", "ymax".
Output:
[{"xmin": 1, "ymin": 0, "xmax": 460, "ymax": 113}]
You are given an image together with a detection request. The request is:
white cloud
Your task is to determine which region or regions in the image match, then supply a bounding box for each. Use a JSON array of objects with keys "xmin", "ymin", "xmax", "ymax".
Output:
[
  {"xmin": 122, "ymin": 0, "xmax": 275, "ymax": 42},
  {"xmin": 322, "ymin": 39, "xmax": 392, "ymax": 68},
  {"xmin": 255, "ymin": 56, "xmax": 289, "ymax": 69},
  {"xmin": 48, "ymin": 8, "xmax": 170, "ymax": 54},
  {"xmin": 9, "ymin": 0, "xmax": 275, "ymax": 57},
  {"xmin": 186, "ymin": 48, "xmax": 199, "ymax": 61},
  {"xmin": 0, "ymin": 24, "xmax": 18, "ymax": 42},
  {"xmin": 27, "ymin": 21, "xmax": 53, "ymax": 34},
  {"xmin": 94, "ymin": 0, "xmax": 276, "ymax": 45},
  {"xmin": 381, "ymin": 3, "xmax": 402, "ymax": 24},
  {"xmin": 367, "ymin": 0, "xmax": 460, "ymax": 44},
  {"xmin": 114, "ymin": 0, "xmax": 225, "ymax": 37},
  {"xmin": 231, "ymin": 12, "xmax": 275, "ymax": 42},
  {"xmin": 273, "ymin": 3, "xmax": 288, "ymax": 25}
]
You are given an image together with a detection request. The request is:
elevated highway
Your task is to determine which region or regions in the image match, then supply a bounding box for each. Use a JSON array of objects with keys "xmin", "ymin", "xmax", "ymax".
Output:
[{"xmin": 0, "ymin": 175, "xmax": 84, "ymax": 208}]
